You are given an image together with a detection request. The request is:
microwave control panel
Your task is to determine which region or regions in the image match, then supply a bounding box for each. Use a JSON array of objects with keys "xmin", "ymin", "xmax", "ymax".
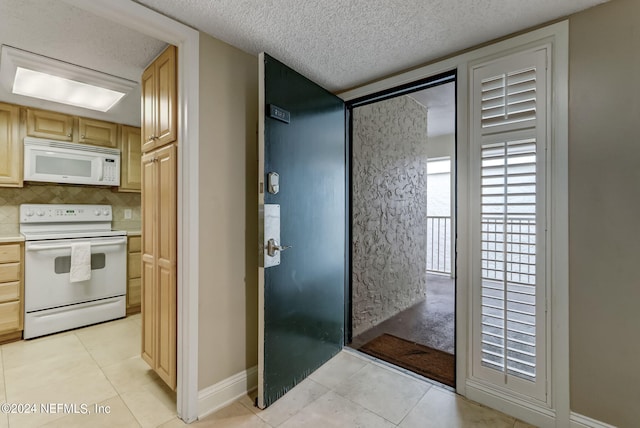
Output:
[{"xmin": 102, "ymin": 158, "xmax": 119, "ymax": 184}]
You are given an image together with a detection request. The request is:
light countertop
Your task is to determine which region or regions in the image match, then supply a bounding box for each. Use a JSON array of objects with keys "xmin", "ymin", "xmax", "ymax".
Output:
[
  {"xmin": 126, "ymin": 230, "xmax": 141, "ymax": 237},
  {"xmin": 0, "ymin": 231, "xmax": 24, "ymax": 243}
]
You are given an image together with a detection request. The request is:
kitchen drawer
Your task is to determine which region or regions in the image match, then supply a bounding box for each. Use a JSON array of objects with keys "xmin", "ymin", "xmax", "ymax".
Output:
[
  {"xmin": 0, "ymin": 301, "xmax": 21, "ymax": 332},
  {"xmin": 128, "ymin": 252, "xmax": 141, "ymax": 279},
  {"xmin": 0, "ymin": 244, "xmax": 20, "ymax": 263},
  {"xmin": 0, "ymin": 281, "xmax": 19, "ymax": 302},
  {"xmin": 129, "ymin": 236, "xmax": 142, "ymax": 253},
  {"xmin": 128, "ymin": 277, "xmax": 141, "ymax": 308},
  {"xmin": 0, "ymin": 263, "xmax": 20, "ymax": 283}
]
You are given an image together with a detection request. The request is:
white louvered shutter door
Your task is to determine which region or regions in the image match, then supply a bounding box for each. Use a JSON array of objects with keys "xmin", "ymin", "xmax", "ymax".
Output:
[{"xmin": 471, "ymin": 47, "xmax": 548, "ymax": 401}]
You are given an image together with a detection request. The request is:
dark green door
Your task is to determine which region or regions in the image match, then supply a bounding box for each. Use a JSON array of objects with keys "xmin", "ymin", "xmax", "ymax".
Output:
[{"xmin": 258, "ymin": 53, "xmax": 346, "ymax": 408}]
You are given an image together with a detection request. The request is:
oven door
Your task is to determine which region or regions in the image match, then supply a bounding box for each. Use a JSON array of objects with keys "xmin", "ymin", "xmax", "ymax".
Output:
[{"xmin": 24, "ymin": 236, "xmax": 127, "ymax": 312}]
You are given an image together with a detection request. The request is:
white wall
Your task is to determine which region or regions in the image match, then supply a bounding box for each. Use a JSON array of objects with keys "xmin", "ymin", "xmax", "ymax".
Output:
[
  {"xmin": 568, "ymin": 0, "xmax": 640, "ymax": 425},
  {"xmin": 198, "ymin": 32, "xmax": 258, "ymax": 389}
]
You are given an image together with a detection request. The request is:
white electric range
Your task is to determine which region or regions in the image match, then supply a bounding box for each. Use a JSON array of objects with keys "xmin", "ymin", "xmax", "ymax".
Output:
[{"xmin": 20, "ymin": 204, "xmax": 127, "ymax": 339}]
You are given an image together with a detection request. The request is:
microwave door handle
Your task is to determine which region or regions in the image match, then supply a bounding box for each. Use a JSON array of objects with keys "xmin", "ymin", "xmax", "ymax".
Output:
[{"xmin": 98, "ymin": 159, "xmax": 104, "ymax": 181}]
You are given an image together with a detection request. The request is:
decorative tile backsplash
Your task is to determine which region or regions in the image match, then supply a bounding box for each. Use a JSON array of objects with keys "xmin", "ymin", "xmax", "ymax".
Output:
[{"xmin": 0, "ymin": 184, "xmax": 141, "ymax": 234}]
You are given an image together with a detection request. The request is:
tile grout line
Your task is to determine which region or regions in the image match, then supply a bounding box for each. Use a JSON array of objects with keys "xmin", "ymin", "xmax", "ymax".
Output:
[
  {"xmin": 395, "ymin": 385, "xmax": 432, "ymax": 427},
  {"xmin": 326, "ymin": 360, "xmax": 407, "ymax": 426},
  {"xmin": 249, "ymin": 378, "xmax": 333, "ymax": 427},
  {"xmin": 345, "ymin": 346, "xmax": 456, "ymax": 392},
  {"xmin": 72, "ymin": 330, "xmax": 143, "ymax": 428},
  {"xmin": 329, "ymin": 384, "xmax": 400, "ymax": 427}
]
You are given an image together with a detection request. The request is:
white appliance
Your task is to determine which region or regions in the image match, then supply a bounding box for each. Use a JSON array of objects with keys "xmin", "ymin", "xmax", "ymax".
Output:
[
  {"xmin": 20, "ymin": 204, "xmax": 127, "ymax": 339},
  {"xmin": 23, "ymin": 137, "xmax": 121, "ymax": 186}
]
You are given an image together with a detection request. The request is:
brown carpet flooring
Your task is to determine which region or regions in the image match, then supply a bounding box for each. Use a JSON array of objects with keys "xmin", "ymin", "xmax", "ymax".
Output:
[{"xmin": 360, "ymin": 333, "xmax": 455, "ymax": 387}]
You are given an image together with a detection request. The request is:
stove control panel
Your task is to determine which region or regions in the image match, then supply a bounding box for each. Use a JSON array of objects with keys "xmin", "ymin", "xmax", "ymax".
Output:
[{"xmin": 20, "ymin": 204, "xmax": 113, "ymax": 223}]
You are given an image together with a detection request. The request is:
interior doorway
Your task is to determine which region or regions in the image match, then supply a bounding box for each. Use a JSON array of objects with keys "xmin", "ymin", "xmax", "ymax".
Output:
[{"xmin": 347, "ymin": 73, "xmax": 456, "ymax": 387}]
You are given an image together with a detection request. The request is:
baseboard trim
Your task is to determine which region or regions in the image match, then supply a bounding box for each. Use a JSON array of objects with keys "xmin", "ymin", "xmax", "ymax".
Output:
[
  {"xmin": 466, "ymin": 379, "xmax": 555, "ymax": 428},
  {"xmin": 570, "ymin": 412, "xmax": 617, "ymax": 428},
  {"xmin": 198, "ymin": 366, "xmax": 258, "ymax": 419}
]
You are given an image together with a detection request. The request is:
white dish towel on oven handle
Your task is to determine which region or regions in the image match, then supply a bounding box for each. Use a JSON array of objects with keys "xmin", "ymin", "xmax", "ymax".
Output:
[{"xmin": 70, "ymin": 242, "xmax": 91, "ymax": 282}]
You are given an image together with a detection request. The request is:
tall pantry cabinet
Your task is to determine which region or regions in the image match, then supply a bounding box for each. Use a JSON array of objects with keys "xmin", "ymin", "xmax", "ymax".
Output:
[{"xmin": 140, "ymin": 44, "xmax": 177, "ymax": 390}]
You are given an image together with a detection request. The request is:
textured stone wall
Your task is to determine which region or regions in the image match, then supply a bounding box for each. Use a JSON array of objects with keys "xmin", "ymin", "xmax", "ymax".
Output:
[{"xmin": 352, "ymin": 95, "xmax": 429, "ymax": 336}]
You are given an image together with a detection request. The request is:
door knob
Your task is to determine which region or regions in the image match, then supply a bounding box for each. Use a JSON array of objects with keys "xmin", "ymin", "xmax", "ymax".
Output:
[{"xmin": 266, "ymin": 238, "xmax": 291, "ymax": 257}]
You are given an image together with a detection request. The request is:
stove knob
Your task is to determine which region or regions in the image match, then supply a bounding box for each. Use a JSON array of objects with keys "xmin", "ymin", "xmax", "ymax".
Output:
[
  {"xmin": 102, "ymin": 209, "xmax": 110, "ymax": 216},
  {"xmin": 94, "ymin": 210, "xmax": 101, "ymax": 216},
  {"xmin": 25, "ymin": 209, "xmax": 34, "ymax": 217},
  {"xmin": 36, "ymin": 210, "xmax": 44, "ymax": 216}
]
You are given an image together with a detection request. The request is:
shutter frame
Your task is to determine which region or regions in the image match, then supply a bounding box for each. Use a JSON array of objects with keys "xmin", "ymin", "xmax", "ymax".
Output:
[{"xmin": 471, "ymin": 47, "xmax": 549, "ymax": 402}]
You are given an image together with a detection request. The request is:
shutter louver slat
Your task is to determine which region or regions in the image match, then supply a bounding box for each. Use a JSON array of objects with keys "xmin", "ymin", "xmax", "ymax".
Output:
[
  {"xmin": 481, "ymin": 111, "xmax": 537, "ymax": 128},
  {"xmin": 480, "ymin": 66, "xmax": 538, "ymax": 130},
  {"xmin": 480, "ymin": 137, "xmax": 538, "ymax": 383}
]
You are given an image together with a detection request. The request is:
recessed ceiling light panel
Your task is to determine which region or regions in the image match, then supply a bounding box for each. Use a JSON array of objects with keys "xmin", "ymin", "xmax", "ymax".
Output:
[
  {"xmin": 0, "ymin": 45, "xmax": 137, "ymax": 112},
  {"xmin": 13, "ymin": 67, "xmax": 126, "ymax": 112}
]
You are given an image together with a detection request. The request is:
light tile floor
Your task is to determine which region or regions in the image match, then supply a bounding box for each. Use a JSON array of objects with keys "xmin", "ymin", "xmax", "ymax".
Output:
[
  {"xmin": 169, "ymin": 351, "xmax": 537, "ymax": 428},
  {"xmin": 0, "ymin": 314, "xmax": 177, "ymax": 428},
  {"xmin": 0, "ymin": 318, "xmax": 536, "ymax": 427}
]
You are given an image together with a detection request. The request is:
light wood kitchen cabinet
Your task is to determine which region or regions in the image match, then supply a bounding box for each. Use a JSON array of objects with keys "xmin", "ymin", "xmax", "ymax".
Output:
[
  {"xmin": 26, "ymin": 108, "xmax": 74, "ymax": 141},
  {"xmin": 127, "ymin": 235, "xmax": 142, "ymax": 314},
  {"xmin": 119, "ymin": 125, "xmax": 142, "ymax": 192},
  {"xmin": 0, "ymin": 242, "xmax": 23, "ymax": 343},
  {"xmin": 78, "ymin": 117, "xmax": 118, "ymax": 148},
  {"xmin": 141, "ymin": 143, "xmax": 177, "ymax": 390},
  {"xmin": 0, "ymin": 103, "xmax": 22, "ymax": 187},
  {"xmin": 141, "ymin": 45, "xmax": 177, "ymax": 153}
]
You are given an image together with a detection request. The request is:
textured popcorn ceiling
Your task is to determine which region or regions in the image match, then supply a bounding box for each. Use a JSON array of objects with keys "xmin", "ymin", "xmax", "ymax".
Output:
[
  {"xmin": 0, "ymin": 0, "xmax": 165, "ymax": 80},
  {"xmin": 0, "ymin": 0, "xmax": 167, "ymax": 125},
  {"xmin": 136, "ymin": 0, "xmax": 606, "ymax": 92},
  {"xmin": 0, "ymin": 0, "xmax": 607, "ymax": 122}
]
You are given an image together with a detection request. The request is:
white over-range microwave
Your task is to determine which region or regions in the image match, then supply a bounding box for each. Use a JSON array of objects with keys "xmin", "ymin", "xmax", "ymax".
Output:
[{"xmin": 24, "ymin": 137, "xmax": 121, "ymax": 186}]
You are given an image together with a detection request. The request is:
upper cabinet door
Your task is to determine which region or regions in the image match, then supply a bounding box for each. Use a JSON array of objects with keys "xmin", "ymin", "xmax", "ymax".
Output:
[
  {"xmin": 0, "ymin": 103, "xmax": 22, "ymax": 187},
  {"xmin": 141, "ymin": 45, "xmax": 177, "ymax": 153},
  {"xmin": 155, "ymin": 46, "xmax": 177, "ymax": 147},
  {"xmin": 26, "ymin": 108, "xmax": 73, "ymax": 141},
  {"xmin": 78, "ymin": 118, "xmax": 118, "ymax": 148},
  {"xmin": 141, "ymin": 65, "xmax": 156, "ymax": 153},
  {"xmin": 119, "ymin": 125, "xmax": 142, "ymax": 192}
]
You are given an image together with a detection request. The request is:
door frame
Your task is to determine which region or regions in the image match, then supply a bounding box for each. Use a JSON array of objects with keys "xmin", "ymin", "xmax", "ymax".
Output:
[
  {"xmin": 340, "ymin": 21, "xmax": 569, "ymax": 428},
  {"xmin": 344, "ymin": 70, "xmax": 457, "ymax": 348},
  {"xmin": 64, "ymin": 0, "xmax": 200, "ymax": 423}
]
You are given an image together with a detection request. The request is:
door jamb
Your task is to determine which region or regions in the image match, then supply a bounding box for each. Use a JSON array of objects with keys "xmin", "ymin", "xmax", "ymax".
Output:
[
  {"xmin": 62, "ymin": 0, "xmax": 201, "ymax": 423},
  {"xmin": 343, "ymin": 70, "xmax": 457, "ymax": 349}
]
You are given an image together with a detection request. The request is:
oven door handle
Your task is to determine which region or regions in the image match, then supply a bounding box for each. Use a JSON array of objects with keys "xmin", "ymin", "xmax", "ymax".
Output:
[{"xmin": 27, "ymin": 239, "xmax": 127, "ymax": 251}]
